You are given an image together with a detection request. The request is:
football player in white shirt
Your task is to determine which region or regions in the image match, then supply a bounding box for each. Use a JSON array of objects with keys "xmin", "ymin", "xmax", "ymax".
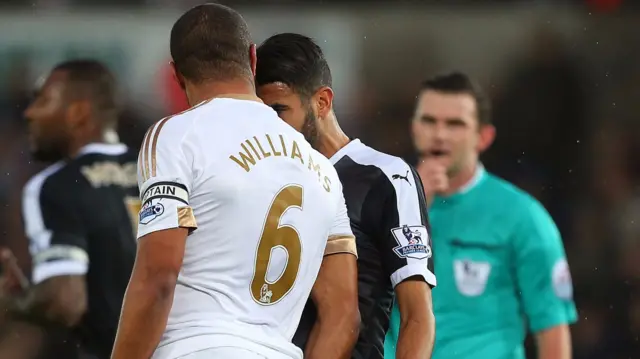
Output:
[{"xmin": 111, "ymin": 4, "xmax": 359, "ymax": 359}]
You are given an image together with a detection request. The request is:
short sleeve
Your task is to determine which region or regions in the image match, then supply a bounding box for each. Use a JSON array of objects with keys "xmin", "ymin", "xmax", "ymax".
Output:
[
  {"xmin": 514, "ymin": 200, "xmax": 577, "ymax": 332},
  {"xmin": 324, "ymin": 183, "xmax": 357, "ymax": 257},
  {"xmin": 377, "ymin": 164, "xmax": 436, "ymax": 288},
  {"xmin": 137, "ymin": 118, "xmax": 198, "ymax": 239},
  {"xmin": 22, "ymin": 170, "xmax": 88, "ymax": 284}
]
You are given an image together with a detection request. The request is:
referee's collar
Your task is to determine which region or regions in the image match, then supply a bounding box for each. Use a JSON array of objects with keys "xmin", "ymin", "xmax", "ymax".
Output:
[
  {"xmin": 433, "ymin": 164, "xmax": 486, "ymax": 205},
  {"xmin": 456, "ymin": 163, "xmax": 486, "ymax": 195},
  {"xmin": 329, "ymin": 138, "xmax": 362, "ymax": 165}
]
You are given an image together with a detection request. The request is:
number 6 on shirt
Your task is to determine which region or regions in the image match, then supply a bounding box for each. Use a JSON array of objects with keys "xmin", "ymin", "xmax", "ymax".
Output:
[{"xmin": 250, "ymin": 184, "xmax": 303, "ymax": 305}]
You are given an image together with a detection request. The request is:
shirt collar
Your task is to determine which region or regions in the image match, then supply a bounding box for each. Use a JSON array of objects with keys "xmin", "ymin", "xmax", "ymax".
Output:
[
  {"xmin": 77, "ymin": 143, "xmax": 128, "ymax": 157},
  {"xmin": 454, "ymin": 163, "xmax": 486, "ymax": 195},
  {"xmin": 330, "ymin": 138, "xmax": 362, "ymax": 165}
]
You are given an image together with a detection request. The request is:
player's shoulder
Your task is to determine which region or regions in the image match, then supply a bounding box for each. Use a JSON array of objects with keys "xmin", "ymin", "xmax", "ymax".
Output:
[
  {"xmin": 24, "ymin": 143, "xmax": 135, "ymax": 201},
  {"xmin": 23, "ymin": 161, "xmax": 67, "ymax": 198},
  {"xmin": 144, "ymin": 104, "xmax": 203, "ymax": 145},
  {"xmin": 148, "ymin": 97, "xmax": 275, "ymax": 142},
  {"xmin": 333, "ymin": 139, "xmax": 414, "ymax": 186},
  {"xmin": 73, "ymin": 143, "xmax": 136, "ymax": 164}
]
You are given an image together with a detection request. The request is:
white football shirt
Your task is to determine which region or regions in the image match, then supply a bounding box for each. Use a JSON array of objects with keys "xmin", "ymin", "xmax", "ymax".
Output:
[{"xmin": 136, "ymin": 95, "xmax": 355, "ymax": 359}]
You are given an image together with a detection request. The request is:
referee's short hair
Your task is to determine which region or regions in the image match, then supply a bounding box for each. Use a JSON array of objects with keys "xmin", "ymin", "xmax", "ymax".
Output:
[
  {"xmin": 421, "ymin": 72, "xmax": 492, "ymax": 126},
  {"xmin": 256, "ymin": 33, "xmax": 332, "ymax": 99},
  {"xmin": 170, "ymin": 3, "xmax": 253, "ymax": 84}
]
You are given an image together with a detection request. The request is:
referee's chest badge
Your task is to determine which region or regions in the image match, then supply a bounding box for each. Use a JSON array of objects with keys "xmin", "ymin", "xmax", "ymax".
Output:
[
  {"xmin": 391, "ymin": 225, "xmax": 432, "ymax": 260},
  {"xmin": 454, "ymin": 260, "xmax": 491, "ymax": 297}
]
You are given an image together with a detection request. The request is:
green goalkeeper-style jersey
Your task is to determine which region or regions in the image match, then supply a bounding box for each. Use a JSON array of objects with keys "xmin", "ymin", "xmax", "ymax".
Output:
[{"xmin": 384, "ymin": 167, "xmax": 577, "ymax": 359}]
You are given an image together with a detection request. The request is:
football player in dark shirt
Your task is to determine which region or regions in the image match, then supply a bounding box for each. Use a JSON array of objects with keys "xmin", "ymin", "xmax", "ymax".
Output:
[
  {"xmin": 256, "ymin": 34, "xmax": 436, "ymax": 359},
  {"xmin": 0, "ymin": 59, "xmax": 139, "ymax": 359}
]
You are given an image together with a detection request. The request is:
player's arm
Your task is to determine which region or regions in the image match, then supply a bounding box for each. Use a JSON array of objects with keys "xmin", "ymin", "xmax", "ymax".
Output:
[
  {"xmin": 111, "ymin": 121, "xmax": 198, "ymax": 359},
  {"xmin": 304, "ymin": 190, "xmax": 359, "ymax": 359},
  {"xmin": 379, "ymin": 165, "xmax": 436, "ymax": 359},
  {"xmin": 1, "ymin": 178, "xmax": 90, "ymax": 327},
  {"xmin": 513, "ymin": 200, "xmax": 577, "ymax": 359}
]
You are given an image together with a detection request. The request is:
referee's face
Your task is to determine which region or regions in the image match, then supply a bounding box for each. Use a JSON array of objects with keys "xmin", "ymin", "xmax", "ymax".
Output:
[{"xmin": 412, "ymin": 90, "xmax": 480, "ymax": 175}]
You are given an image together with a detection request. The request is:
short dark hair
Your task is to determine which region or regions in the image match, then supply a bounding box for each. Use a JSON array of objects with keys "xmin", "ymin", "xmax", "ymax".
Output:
[
  {"xmin": 53, "ymin": 59, "xmax": 118, "ymax": 127},
  {"xmin": 170, "ymin": 3, "xmax": 252, "ymax": 83},
  {"xmin": 420, "ymin": 72, "xmax": 492, "ymax": 125},
  {"xmin": 256, "ymin": 33, "xmax": 332, "ymax": 98}
]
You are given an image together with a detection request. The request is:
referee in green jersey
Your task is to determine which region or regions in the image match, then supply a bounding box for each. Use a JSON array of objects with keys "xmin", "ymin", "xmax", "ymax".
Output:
[{"xmin": 385, "ymin": 72, "xmax": 577, "ymax": 359}]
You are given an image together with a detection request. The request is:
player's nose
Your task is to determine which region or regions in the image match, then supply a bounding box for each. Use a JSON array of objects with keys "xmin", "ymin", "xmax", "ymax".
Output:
[{"xmin": 23, "ymin": 104, "xmax": 35, "ymax": 124}]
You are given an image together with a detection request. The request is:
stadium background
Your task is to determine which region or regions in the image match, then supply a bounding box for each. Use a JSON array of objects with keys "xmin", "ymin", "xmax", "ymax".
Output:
[{"xmin": 0, "ymin": 0, "xmax": 637, "ymax": 358}]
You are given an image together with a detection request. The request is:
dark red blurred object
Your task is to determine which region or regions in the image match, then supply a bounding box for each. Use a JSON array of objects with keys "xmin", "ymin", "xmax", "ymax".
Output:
[
  {"xmin": 587, "ymin": 0, "xmax": 622, "ymax": 12},
  {"xmin": 161, "ymin": 62, "xmax": 189, "ymax": 115}
]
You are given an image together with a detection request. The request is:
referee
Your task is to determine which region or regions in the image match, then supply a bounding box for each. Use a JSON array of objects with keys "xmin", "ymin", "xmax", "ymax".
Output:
[
  {"xmin": 256, "ymin": 33, "xmax": 436, "ymax": 359},
  {"xmin": 0, "ymin": 60, "xmax": 139, "ymax": 359},
  {"xmin": 386, "ymin": 72, "xmax": 577, "ymax": 359}
]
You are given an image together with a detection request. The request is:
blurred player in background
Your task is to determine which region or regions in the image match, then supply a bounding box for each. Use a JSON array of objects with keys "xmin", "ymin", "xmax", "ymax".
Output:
[
  {"xmin": 0, "ymin": 59, "xmax": 139, "ymax": 359},
  {"xmin": 256, "ymin": 33, "xmax": 435, "ymax": 359},
  {"xmin": 385, "ymin": 72, "xmax": 577, "ymax": 359},
  {"xmin": 111, "ymin": 5, "xmax": 358, "ymax": 359}
]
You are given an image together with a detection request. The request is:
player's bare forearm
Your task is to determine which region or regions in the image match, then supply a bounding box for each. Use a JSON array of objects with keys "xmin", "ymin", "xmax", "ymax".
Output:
[
  {"xmin": 396, "ymin": 278, "xmax": 435, "ymax": 359},
  {"xmin": 305, "ymin": 311, "xmax": 360, "ymax": 359},
  {"xmin": 396, "ymin": 314, "xmax": 435, "ymax": 359},
  {"xmin": 305, "ymin": 252, "xmax": 360, "ymax": 359},
  {"xmin": 111, "ymin": 270, "xmax": 176, "ymax": 359},
  {"xmin": 0, "ymin": 276, "xmax": 86, "ymax": 327},
  {"xmin": 536, "ymin": 324, "xmax": 572, "ymax": 359}
]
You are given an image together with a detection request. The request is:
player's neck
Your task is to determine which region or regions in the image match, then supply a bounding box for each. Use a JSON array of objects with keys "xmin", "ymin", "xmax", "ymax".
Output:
[
  {"xmin": 316, "ymin": 113, "xmax": 350, "ymax": 159},
  {"xmin": 66, "ymin": 130, "xmax": 111, "ymax": 158},
  {"xmin": 444, "ymin": 160, "xmax": 480, "ymax": 196},
  {"xmin": 185, "ymin": 79, "xmax": 256, "ymax": 107}
]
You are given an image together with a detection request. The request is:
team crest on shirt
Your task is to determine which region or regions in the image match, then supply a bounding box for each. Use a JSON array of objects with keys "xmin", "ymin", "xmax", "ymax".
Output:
[
  {"xmin": 453, "ymin": 260, "xmax": 492, "ymax": 297},
  {"xmin": 391, "ymin": 225, "xmax": 432, "ymax": 260},
  {"xmin": 139, "ymin": 200, "xmax": 165, "ymax": 225}
]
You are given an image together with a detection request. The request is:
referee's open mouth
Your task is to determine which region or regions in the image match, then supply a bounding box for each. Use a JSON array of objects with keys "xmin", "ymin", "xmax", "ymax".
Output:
[{"xmin": 427, "ymin": 149, "xmax": 449, "ymax": 158}]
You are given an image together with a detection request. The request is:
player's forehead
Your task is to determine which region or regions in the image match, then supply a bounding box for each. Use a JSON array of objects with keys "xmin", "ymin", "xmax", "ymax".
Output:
[
  {"xmin": 35, "ymin": 70, "xmax": 68, "ymax": 97},
  {"xmin": 257, "ymin": 82, "xmax": 302, "ymax": 106},
  {"xmin": 415, "ymin": 90, "xmax": 477, "ymax": 120}
]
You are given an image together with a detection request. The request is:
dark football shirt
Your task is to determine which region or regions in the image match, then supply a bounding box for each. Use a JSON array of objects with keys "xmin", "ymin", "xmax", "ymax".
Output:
[
  {"xmin": 292, "ymin": 139, "xmax": 436, "ymax": 359},
  {"xmin": 22, "ymin": 143, "xmax": 139, "ymax": 358}
]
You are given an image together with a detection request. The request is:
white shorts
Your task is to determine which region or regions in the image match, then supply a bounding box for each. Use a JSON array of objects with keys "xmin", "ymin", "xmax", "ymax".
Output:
[{"xmin": 177, "ymin": 347, "xmax": 267, "ymax": 359}]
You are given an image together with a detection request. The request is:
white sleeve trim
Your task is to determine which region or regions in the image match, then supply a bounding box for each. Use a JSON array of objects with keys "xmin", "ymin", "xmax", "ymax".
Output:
[
  {"xmin": 32, "ymin": 260, "xmax": 88, "ymax": 284},
  {"xmin": 391, "ymin": 263, "xmax": 437, "ymax": 288},
  {"xmin": 22, "ymin": 162, "xmax": 65, "ymax": 253},
  {"xmin": 32, "ymin": 245, "xmax": 89, "ymax": 265}
]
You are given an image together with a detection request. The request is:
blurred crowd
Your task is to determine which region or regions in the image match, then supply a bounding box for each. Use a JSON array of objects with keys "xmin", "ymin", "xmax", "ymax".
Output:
[{"xmin": 1, "ymin": 1, "xmax": 640, "ymax": 358}]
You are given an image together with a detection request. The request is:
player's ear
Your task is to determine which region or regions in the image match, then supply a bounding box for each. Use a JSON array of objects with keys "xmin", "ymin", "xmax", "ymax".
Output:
[
  {"xmin": 477, "ymin": 124, "xmax": 496, "ymax": 152},
  {"xmin": 170, "ymin": 61, "xmax": 185, "ymax": 90},
  {"xmin": 66, "ymin": 100, "xmax": 92, "ymax": 130},
  {"xmin": 314, "ymin": 86, "xmax": 334, "ymax": 119},
  {"xmin": 249, "ymin": 44, "xmax": 257, "ymax": 78}
]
